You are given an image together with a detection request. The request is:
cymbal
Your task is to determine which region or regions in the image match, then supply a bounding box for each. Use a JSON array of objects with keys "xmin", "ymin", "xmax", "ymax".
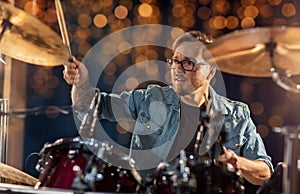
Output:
[
  {"xmin": 206, "ymin": 26, "xmax": 300, "ymax": 77},
  {"xmin": 0, "ymin": 2, "xmax": 69, "ymax": 66},
  {"xmin": 0, "ymin": 162, "xmax": 38, "ymax": 185}
]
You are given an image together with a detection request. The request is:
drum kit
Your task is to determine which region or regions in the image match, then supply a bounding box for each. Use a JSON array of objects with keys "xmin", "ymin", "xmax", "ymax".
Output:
[{"xmin": 0, "ymin": 0, "xmax": 300, "ymax": 194}]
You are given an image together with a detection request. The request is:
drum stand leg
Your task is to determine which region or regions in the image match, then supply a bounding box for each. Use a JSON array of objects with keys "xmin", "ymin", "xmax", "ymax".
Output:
[
  {"xmin": 0, "ymin": 99, "xmax": 8, "ymax": 183},
  {"xmin": 282, "ymin": 126, "xmax": 299, "ymax": 194}
]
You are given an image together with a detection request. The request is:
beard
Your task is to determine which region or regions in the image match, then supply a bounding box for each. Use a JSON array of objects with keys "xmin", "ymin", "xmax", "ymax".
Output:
[
  {"xmin": 173, "ymin": 83, "xmax": 194, "ymax": 96},
  {"xmin": 173, "ymin": 77, "xmax": 205, "ymax": 96}
]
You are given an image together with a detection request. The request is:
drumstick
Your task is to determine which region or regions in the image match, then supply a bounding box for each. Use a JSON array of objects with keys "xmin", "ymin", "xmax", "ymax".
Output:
[{"xmin": 54, "ymin": 0, "xmax": 72, "ymax": 56}]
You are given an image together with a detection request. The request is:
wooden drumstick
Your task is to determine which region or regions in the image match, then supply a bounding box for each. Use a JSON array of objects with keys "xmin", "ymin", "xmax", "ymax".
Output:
[{"xmin": 54, "ymin": 0, "xmax": 72, "ymax": 56}]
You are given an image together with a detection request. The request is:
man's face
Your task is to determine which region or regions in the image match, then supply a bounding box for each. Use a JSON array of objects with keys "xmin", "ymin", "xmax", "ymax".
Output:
[{"xmin": 170, "ymin": 42, "xmax": 212, "ymax": 96}]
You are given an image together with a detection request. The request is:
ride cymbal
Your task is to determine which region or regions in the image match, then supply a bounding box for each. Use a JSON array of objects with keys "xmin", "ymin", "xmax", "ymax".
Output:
[
  {"xmin": 207, "ymin": 26, "xmax": 300, "ymax": 77},
  {"xmin": 0, "ymin": 1, "xmax": 69, "ymax": 66},
  {"xmin": 0, "ymin": 162, "xmax": 38, "ymax": 185}
]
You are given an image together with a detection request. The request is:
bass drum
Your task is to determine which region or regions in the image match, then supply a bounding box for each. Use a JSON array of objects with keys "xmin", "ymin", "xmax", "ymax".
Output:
[
  {"xmin": 151, "ymin": 154, "xmax": 245, "ymax": 194},
  {"xmin": 35, "ymin": 137, "xmax": 141, "ymax": 193}
]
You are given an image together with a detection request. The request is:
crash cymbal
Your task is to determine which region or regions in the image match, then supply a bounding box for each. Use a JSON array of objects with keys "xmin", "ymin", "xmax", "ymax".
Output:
[
  {"xmin": 0, "ymin": 162, "xmax": 38, "ymax": 185},
  {"xmin": 0, "ymin": 1, "xmax": 69, "ymax": 66},
  {"xmin": 206, "ymin": 26, "xmax": 300, "ymax": 77}
]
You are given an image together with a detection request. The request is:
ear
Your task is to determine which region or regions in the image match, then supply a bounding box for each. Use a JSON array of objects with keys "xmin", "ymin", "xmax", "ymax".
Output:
[{"xmin": 206, "ymin": 66, "xmax": 216, "ymax": 81}]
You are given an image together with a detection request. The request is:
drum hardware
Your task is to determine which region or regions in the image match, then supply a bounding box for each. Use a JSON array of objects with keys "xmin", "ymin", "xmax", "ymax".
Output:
[
  {"xmin": 256, "ymin": 162, "xmax": 285, "ymax": 194},
  {"xmin": 35, "ymin": 137, "xmax": 141, "ymax": 193},
  {"xmin": 272, "ymin": 126, "xmax": 300, "ymax": 194},
  {"xmin": 0, "ymin": 1, "xmax": 69, "ymax": 66},
  {"xmin": 0, "ymin": 99, "xmax": 8, "ymax": 165}
]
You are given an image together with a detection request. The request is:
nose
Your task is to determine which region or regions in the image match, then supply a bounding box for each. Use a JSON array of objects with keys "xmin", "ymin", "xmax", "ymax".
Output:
[{"xmin": 174, "ymin": 62, "xmax": 184, "ymax": 73}]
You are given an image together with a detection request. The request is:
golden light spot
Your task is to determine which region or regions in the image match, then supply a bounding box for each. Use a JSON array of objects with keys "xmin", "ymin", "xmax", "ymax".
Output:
[
  {"xmin": 94, "ymin": 14, "xmax": 108, "ymax": 28},
  {"xmin": 244, "ymin": 5, "xmax": 259, "ymax": 18},
  {"xmin": 135, "ymin": 55, "xmax": 148, "ymax": 64},
  {"xmin": 282, "ymin": 3, "xmax": 296, "ymax": 17},
  {"xmin": 257, "ymin": 124, "xmax": 270, "ymax": 138},
  {"xmin": 181, "ymin": 15, "xmax": 195, "ymax": 28},
  {"xmin": 118, "ymin": 41, "xmax": 132, "ymax": 54},
  {"xmin": 44, "ymin": 9, "xmax": 57, "ymax": 23},
  {"xmin": 114, "ymin": 5, "xmax": 128, "ymax": 19},
  {"xmin": 145, "ymin": 49, "xmax": 158, "ymax": 60},
  {"xmin": 212, "ymin": 0, "xmax": 231, "ymax": 15},
  {"xmin": 125, "ymin": 77, "xmax": 139, "ymax": 90},
  {"xmin": 78, "ymin": 14, "xmax": 92, "ymax": 27},
  {"xmin": 24, "ymin": 1, "xmax": 40, "ymax": 15},
  {"xmin": 241, "ymin": 17, "xmax": 255, "ymax": 28},
  {"xmin": 268, "ymin": 0, "xmax": 282, "ymax": 6},
  {"xmin": 250, "ymin": 102, "xmax": 264, "ymax": 115},
  {"xmin": 225, "ymin": 16, "xmax": 239, "ymax": 29},
  {"xmin": 241, "ymin": 0, "xmax": 255, "ymax": 6},
  {"xmin": 99, "ymin": 0, "xmax": 113, "ymax": 7},
  {"xmin": 75, "ymin": 27, "xmax": 90, "ymax": 40},
  {"xmin": 237, "ymin": 6, "xmax": 245, "ymax": 19},
  {"xmin": 199, "ymin": 0, "xmax": 211, "ymax": 5},
  {"xmin": 197, "ymin": 6, "xmax": 211, "ymax": 20},
  {"xmin": 138, "ymin": 3, "xmax": 153, "ymax": 17},
  {"xmin": 104, "ymin": 63, "xmax": 117, "ymax": 75},
  {"xmin": 268, "ymin": 115, "xmax": 283, "ymax": 127},
  {"xmin": 259, "ymin": 4, "xmax": 274, "ymax": 18},
  {"xmin": 145, "ymin": 62, "xmax": 159, "ymax": 75},
  {"xmin": 213, "ymin": 16, "xmax": 226, "ymax": 29},
  {"xmin": 172, "ymin": 5, "xmax": 186, "ymax": 18},
  {"xmin": 78, "ymin": 42, "xmax": 91, "ymax": 55}
]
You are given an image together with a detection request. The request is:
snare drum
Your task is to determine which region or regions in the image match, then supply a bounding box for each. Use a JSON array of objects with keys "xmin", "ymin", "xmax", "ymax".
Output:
[{"xmin": 35, "ymin": 137, "xmax": 140, "ymax": 193}]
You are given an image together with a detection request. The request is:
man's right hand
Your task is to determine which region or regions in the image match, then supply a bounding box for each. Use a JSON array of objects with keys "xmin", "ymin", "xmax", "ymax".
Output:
[{"xmin": 63, "ymin": 56, "xmax": 88, "ymax": 86}]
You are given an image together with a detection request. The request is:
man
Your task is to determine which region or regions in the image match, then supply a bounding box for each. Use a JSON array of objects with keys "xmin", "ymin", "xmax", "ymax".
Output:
[{"xmin": 63, "ymin": 31, "xmax": 272, "ymax": 190}]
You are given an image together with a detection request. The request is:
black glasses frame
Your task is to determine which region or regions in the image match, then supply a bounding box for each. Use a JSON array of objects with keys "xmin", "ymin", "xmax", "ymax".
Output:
[{"xmin": 167, "ymin": 58, "xmax": 209, "ymax": 71}]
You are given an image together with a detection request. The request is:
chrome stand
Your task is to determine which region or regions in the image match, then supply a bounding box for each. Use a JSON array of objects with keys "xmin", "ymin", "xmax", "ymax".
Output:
[
  {"xmin": 0, "ymin": 99, "xmax": 8, "ymax": 164},
  {"xmin": 274, "ymin": 126, "xmax": 300, "ymax": 194}
]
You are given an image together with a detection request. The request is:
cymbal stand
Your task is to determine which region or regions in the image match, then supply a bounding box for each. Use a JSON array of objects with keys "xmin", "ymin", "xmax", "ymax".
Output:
[
  {"xmin": 0, "ymin": 99, "xmax": 8, "ymax": 182},
  {"xmin": 266, "ymin": 42, "xmax": 300, "ymax": 93},
  {"xmin": 273, "ymin": 126, "xmax": 300, "ymax": 194}
]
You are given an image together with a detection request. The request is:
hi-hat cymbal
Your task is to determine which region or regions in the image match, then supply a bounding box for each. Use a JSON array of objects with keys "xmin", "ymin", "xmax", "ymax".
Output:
[
  {"xmin": 0, "ymin": 1, "xmax": 69, "ymax": 66},
  {"xmin": 0, "ymin": 162, "xmax": 38, "ymax": 185},
  {"xmin": 206, "ymin": 26, "xmax": 300, "ymax": 77}
]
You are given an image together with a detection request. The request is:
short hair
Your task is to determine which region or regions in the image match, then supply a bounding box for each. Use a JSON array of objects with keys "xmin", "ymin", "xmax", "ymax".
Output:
[{"xmin": 172, "ymin": 30, "xmax": 214, "ymax": 50}]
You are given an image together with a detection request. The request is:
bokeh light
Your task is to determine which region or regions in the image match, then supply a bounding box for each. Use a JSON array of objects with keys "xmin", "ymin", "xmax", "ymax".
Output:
[{"xmin": 138, "ymin": 3, "xmax": 153, "ymax": 17}]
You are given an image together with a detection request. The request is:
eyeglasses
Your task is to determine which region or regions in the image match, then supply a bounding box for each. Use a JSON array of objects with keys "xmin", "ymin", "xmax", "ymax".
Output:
[{"xmin": 166, "ymin": 58, "xmax": 209, "ymax": 71}]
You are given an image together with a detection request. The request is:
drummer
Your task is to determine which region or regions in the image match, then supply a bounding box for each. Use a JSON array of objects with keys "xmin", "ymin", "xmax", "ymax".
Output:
[{"xmin": 63, "ymin": 30, "xmax": 273, "ymax": 188}]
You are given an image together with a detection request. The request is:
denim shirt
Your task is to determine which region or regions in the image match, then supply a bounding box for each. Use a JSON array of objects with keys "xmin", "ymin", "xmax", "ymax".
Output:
[{"xmin": 96, "ymin": 84, "xmax": 273, "ymax": 171}]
